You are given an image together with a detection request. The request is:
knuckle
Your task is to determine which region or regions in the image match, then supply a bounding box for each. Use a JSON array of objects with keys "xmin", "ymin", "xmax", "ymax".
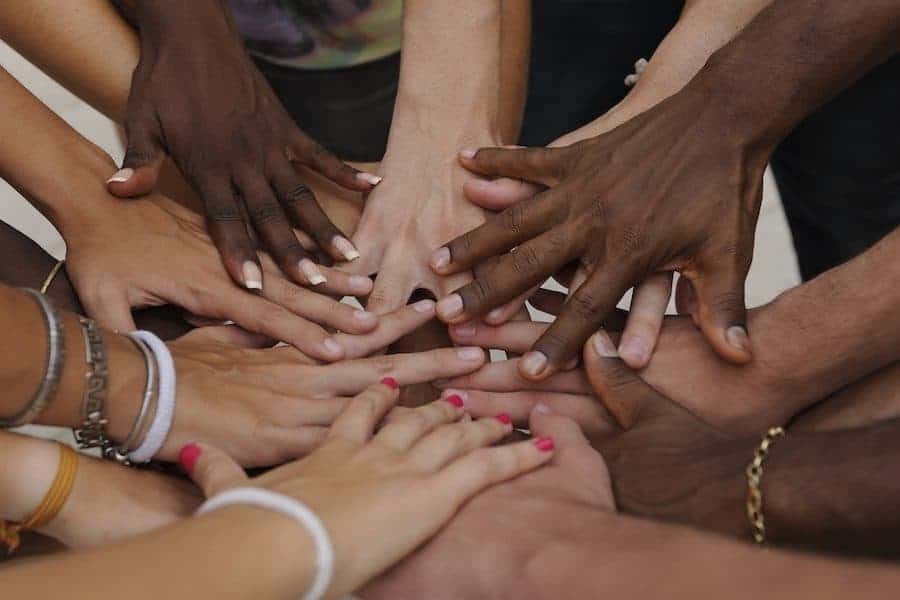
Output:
[
  {"xmin": 710, "ymin": 290, "xmax": 745, "ymax": 317},
  {"xmin": 370, "ymin": 355, "xmax": 398, "ymax": 374},
  {"xmin": 207, "ymin": 203, "xmax": 244, "ymax": 223},
  {"xmin": 502, "ymin": 203, "xmax": 528, "ymax": 235},
  {"xmin": 570, "ymin": 292, "xmax": 604, "ymax": 325},
  {"xmin": 282, "ymin": 184, "xmax": 314, "ymax": 207},
  {"xmin": 511, "ymin": 245, "xmax": 542, "ymax": 277},
  {"xmin": 248, "ymin": 202, "xmax": 285, "ymax": 226}
]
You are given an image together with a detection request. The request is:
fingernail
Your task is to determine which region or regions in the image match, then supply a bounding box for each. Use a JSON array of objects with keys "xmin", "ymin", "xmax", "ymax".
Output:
[
  {"xmin": 460, "ymin": 148, "xmax": 477, "ymax": 159},
  {"xmin": 521, "ymin": 351, "xmax": 549, "ymax": 377},
  {"xmin": 451, "ymin": 322, "xmax": 477, "ymax": 339},
  {"xmin": 107, "ymin": 167, "xmax": 134, "ymax": 184},
  {"xmin": 534, "ymin": 437, "xmax": 555, "ymax": 452},
  {"xmin": 495, "ymin": 413, "xmax": 511, "ymax": 425},
  {"xmin": 353, "ymin": 310, "xmax": 376, "ymax": 325},
  {"xmin": 618, "ymin": 337, "xmax": 648, "ymax": 364},
  {"xmin": 431, "ymin": 247, "xmax": 451, "ymax": 271},
  {"xmin": 178, "ymin": 443, "xmax": 201, "ymax": 474},
  {"xmin": 299, "ymin": 259, "xmax": 327, "ymax": 286},
  {"xmin": 349, "ymin": 275, "xmax": 373, "ymax": 293},
  {"xmin": 381, "ymin": 377, "xmax": 399, "ymax": 390},
  {"xmin": 591, "ymin": 331, "xmax": 618, "ymax": 358},
  {"xmin": 534, "ymin": 403, "xmax": 553, "ymax": 415},
  {"xmin": 242, "ymin": 261, "xmax": 263, "ymax": 290},
  {"xmin": 357, "ymin": 172, "xmax": 383, "ymax": 186},
  {"xmin": 322, "ymin": 337, "xmax": 342, "ymax": 358},
  {"xmin": 332, "ymin": 236, "xmax": 360, "ymax": 262},
  {"xmin": 413, "ymin": 299, "xmax": 436, "ymax": 313},
  {"xmin": 437, "ymin": 294, "xmax": 464, "ymax": 320},
  {"xmin": 486, "ymin": 307, "xmax": 506, "ymax": 324},
  {"xmin": 726, "ymin": 326, "xmax": 751, "ymax": 354},
  {"xmin": 457, "ymin": 346, "xmax": 484, "ymax": 361},
  {"xmin": 445, "ymin": 394, "xmax": 465, "ymax": 408}
]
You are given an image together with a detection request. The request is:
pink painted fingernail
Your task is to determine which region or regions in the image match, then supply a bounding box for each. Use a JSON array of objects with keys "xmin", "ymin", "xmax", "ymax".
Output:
[
  {"xmin": 381, "ymin": 377, "xmax": 399, "ymax": 390},
  {"xmin": 107, "ymin": 167, "xmax": 134, "ymax": 184},
  {"xmin": 179, "ymin": 443, "xmax": 201, "ymax": 474},
  {"xmin": 437, "ymin": 294, "xmax": 464, "ymax": 320},
  {"xmin": 459, "ymin": 148, "xmax": 477, "ymax": 159},
  {"xmin": 242, "ymin": 261, "xmax": 263, "ymax": 291},
  {"xmin": 534, "ymin": 437, "xmax": 555, "ymax": 452},
  {"xmin": 451, "ymin": 322, "xmax": 477, "ymax": 339},
  {"xmin": 457, "ymin": 346, "xmax": 484, "ymax": 361},
  {"xmin": 299, "ymin": 259, "xmax": 327, "ymax": 286},
  {"xmin": 445, "ymin": 394, "xmax": 465, "ymax": 408},
  {"xmin": 431, "ymin": 247, "xmax": 451, "ymax": 271},
  {"xmin": 332, "ymin": 236, "xmax": 360, "ymax": 262},
  {"xmin": 495, "ymin": 413, "xmax": 511, "ymax": 425},
  {"xmin": 413, "ymin": 299, "xmax": 436, "ymax": 313},
  {"xmin": 357, "ymin": 172, "xmax": 383, "ymax": 186},
  {"xmin": 521, "ymin": 351, "xmax": 549, "ymax": 377},
  {"xmin": 591, "ymin": 331, "xmax": 618, "ymax": 358}
]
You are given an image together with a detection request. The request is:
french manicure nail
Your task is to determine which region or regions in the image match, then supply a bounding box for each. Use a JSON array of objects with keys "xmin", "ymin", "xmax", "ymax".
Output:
[
  {"xmin": 726, "ymin": 326, "xmax": 751, "ymax": 354},
  {"xmin": 357, "ymin": 172, "xmax": 383, "ymax": 186},
  {"xmin": 592, "ymin": 331, "xmax": 618, "ymax": 358},
  {"xmin": 299, "ymin": 259, "xmax": 327, "ymax": 286},
  {"xmin": 459, "ymin": 148, "xmax": 477, "ymax": 159},
  {"xmin": 495, "ymin": 413, "xmax": 511, "ymax": 425},
  {"xmin": 242, "ymin": 261, "xmax": 263, "ymax": 290},
  {"xmin": 452, "ymin": 322, "xmax": 477, "ymax": 338},
  {"xmin": 107, "ymin": 167, "xmax": 134, "ymax": 184},
  {"xmin": 521, "ymin": 351, "xmax": 549, "ymax": 377},
  {"xmin": 437, "ymin": 294, "xmax": 464, "ymax": 320},
  {"xmin": 445, "ymin": 394, "xmax": 465, "ymax": 408},
  {"xmin": 534, "ymin": 437, "xmax": 555, "ymax": 452},
  {"xmin": 333, "ymin": 236, "xmax": 360, "ymax": 262},
  {"xmin": 413, "ymin": 299, "xmax": 436, "ymax": 313},
  {"xmin": 431, "ymin": 247, "xmax": 451, "ymax": 271},
  {"xmin": 178, "ymin": 443, "xmax": 201, "ymax": 474},
  {"xmin": 381, "ymin": 377, "xmax": 399, "ymax": 390},
  {"xmin": 322, "ymin": 337, "xmax": 342, "ymax": 357},
  {"xmin": 457, "ymin": 346, "xmax": 484, "ymax": 361},
  {"xmin": 353, "ymin": 310, "xmax": 376, "ymax": 325}
]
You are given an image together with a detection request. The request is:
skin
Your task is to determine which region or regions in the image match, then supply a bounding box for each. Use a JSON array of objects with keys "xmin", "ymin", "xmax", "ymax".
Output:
[
  {"xmin": 0, "ymin": 284, "xmax": 488, "ymax": 468},
  {"xmin": 1, "ymin": 383, "xmax": 556, "ymax": 599},
  {"xmin": 432, "ymin": 0, "xmax": 900, "ymax": 380}
]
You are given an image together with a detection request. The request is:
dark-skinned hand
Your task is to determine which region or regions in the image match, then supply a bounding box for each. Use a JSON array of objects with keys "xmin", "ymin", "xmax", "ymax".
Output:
[
  {"xmin": 432, "ymin": 84, "xmax": 771, "ymax": 380},
  {"xmin": 108, "ymin": 0, "xmax": 381, "ymax": 290}
]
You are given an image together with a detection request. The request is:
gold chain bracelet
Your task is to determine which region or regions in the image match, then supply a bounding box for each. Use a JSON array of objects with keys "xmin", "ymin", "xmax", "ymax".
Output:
[{"xmin": 746, "ymin": 426, "xmax": 785, "ymax": 545}]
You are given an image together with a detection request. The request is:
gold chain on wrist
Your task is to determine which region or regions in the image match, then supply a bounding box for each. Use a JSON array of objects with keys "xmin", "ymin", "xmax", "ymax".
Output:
[
  {"xmin": 746, "ymin": 426, "xmax": 785, "ymax": 545},
  {"xmin": 40, "ymin": 259, "xmax": 65, "ymax": 295}
]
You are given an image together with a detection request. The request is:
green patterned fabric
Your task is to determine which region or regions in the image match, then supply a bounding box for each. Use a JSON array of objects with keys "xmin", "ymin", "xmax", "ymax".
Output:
[{"xmin": 227, "ymin": 0, "xmax": 401, "ymax": 70}]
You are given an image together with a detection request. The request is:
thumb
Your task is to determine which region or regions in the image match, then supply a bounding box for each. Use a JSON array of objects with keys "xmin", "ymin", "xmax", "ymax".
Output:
[
  {"xmin": 179, "ymin": 443, "xmax": 248, "ymax": 498},
  {"xmin": 583, "ymin": 331, "xmax": 681, "ymax": 429},
  {"xmin": 458, "ymin": 145, "xmax": 568, "ymax": 187},
  {"xmin": 108, "ymin": 116, "xmax": 166, "ymax": 198},
  {"xmin": 689, "ymin": 261, "xmax": 752, "ymax": 365},
  {"xmin": 80, "ymin": 286, "xmax": 137, "ymax": 333}
]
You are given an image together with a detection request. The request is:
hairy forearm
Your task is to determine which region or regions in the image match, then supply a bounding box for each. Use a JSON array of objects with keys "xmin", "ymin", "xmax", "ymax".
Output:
[{"xmin": 526, "ymin": 510, "xmax": 899, "ymax": 599}]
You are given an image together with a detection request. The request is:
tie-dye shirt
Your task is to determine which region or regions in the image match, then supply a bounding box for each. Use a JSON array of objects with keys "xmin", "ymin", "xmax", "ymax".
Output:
[{"xmin": 227, "ymin": 0, "xmax": 402, "ymax": 70}]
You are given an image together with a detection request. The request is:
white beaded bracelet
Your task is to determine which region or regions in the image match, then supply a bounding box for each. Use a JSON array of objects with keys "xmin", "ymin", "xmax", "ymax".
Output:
[
  {"xmin": 127, "ymin": 331, "xmax": 176, "ymax": 463},
  {"xmin": 197, "ymin": 487, "xmax": 334, "ymax": 600}
]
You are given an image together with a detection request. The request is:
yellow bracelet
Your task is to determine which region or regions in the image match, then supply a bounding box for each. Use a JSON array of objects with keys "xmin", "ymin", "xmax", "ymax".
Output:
[
  {"xmin": 1, "ymin": 443, "xmax": 79, "ymax": 554},
  {"xmin": 746, "ymin": 426, "xmax": 785, "ymax": 545},
  {"xmin": 40, "ymin": 259, "xmax": 66, "ymax": 295}
]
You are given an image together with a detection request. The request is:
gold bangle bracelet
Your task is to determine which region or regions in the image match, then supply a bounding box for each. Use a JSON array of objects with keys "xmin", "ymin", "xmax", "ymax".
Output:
[
  {"xmin": 40, "ymin": 259, "xmax": 66, "ymax": 295},
  {"xmin": 746, "ymin": 426, "xmax": 785, "ymax": 545},
  {"xmin": 0, "ymin": 443, "xmax": 79, "ymax": 554}
]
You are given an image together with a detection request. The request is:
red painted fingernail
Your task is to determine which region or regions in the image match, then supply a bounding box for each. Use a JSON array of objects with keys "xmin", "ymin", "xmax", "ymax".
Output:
[
  {"xmin": 495, "ymin": 413, "xmax": 511, "ymax": 425},
  {"xmin": 534, "ymin": 437, "xmax": 555, "ymax": 452},
  {"xmin": 445, "ymin": 394, "xmax": 465, "ymax": 408},
  {"xmin": 179, "ymin": 443, "xmax": 201, "ymax": 474},
  {"xmin": 381, "ymin": 377, "xmax": 399, "ymax": 390}
]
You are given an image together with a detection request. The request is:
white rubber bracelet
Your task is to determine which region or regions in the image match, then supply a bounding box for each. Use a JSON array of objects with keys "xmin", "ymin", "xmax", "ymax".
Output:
[
  {"xmin": 197, "ymin": 487, "xmax": 334, "ymax": 600},
  {"xmin": 127, "ymin": 331, "xmax": 176, "ymax": 463}
]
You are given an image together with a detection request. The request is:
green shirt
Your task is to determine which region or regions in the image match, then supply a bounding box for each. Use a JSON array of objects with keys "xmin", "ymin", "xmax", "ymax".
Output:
[{"xmin": 227, "ymin": 0, "xmax": 402, "ymax": 70}]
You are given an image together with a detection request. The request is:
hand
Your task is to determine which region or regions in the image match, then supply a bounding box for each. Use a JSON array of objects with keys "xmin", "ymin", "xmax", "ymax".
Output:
[
  {"xmin": 123, "ymin": 302, "xmax": 490, "ymax": 467},
  {"xmin": 183, "ymin": 381, "xmax": 555, "ymax": 599},
  {"xmin": 432, "ymin": 85, "xmax": 770, "ymax": 379},
  {"xmin": 65, "ymin": 194, "xmax": 375, "ymax": 361},
  {"xmin": 361, "ymin": 406, "xmax": 614, "ymax": 600},
  {"xmin": 107, "ymin": 0, "xmax": 380, "ymax": 287}
]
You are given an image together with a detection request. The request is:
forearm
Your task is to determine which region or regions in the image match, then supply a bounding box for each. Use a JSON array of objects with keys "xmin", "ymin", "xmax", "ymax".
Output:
[
  {"xmin": 2, "ymin": 506, "xmax": 314, "ymax": 600},
  {"xmin": 527, "ymin": 511, "xmax": 899, "ymax": 599}
]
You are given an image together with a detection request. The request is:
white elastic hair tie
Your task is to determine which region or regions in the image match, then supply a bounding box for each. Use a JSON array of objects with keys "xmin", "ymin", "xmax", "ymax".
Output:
[
  {"xmin": 197, "ymin": 487, "xmax": 334, "ymax": 600},
  {"xmin": 127, "ymin": 330, "xmax": 176, "ymax": 463}
]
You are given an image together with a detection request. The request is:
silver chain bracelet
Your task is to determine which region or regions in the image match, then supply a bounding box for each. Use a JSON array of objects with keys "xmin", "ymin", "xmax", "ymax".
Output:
[{"xmin": 73, "ymin": 316, "xmax": 111, "ymax": 451}]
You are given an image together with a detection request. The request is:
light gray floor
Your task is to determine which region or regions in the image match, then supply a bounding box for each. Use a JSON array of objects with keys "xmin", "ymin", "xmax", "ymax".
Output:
[{"xmin": 0, "ymin": 41, "xmax": 801, "ymax": 308}]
